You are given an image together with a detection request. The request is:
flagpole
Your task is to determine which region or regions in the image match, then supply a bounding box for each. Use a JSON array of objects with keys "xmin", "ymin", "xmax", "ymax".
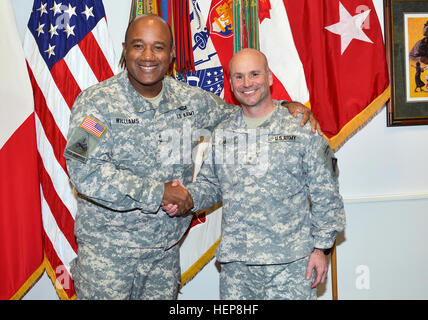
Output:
[{"xmin": 331, "ymin": 240, "xmax": 338, "ymax": 300}]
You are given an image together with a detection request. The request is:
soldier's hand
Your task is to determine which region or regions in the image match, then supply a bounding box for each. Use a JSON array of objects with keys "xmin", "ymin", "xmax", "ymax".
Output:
[
  {"xmin": 162, "ymin": 180, "xmax": 193, "ymax": 216},
  {"xmin": 162, "ymin": 203, "xmax": 178, "ymax": 217},
  {"xmin": 282, "ymin": 101, "xmax": 323, "ymax": 136},
  {"xmin": 306, "ymin": 249, "xmax": 328, "ymax": 288}
]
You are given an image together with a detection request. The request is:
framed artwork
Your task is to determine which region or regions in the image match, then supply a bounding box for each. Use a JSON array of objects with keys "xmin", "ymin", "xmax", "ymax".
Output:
[{"xmin": 385, "ymin": 0, "xmax": 428, "ymax": 126}]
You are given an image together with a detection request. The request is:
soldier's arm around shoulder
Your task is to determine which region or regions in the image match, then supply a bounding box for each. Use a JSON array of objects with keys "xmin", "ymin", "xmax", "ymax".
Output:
[{"xmin": 203, "ymin": 91, "xmax": 237, "ymax": 128}]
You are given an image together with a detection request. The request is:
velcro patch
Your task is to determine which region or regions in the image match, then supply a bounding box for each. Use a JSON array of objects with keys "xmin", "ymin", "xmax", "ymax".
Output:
[
  {"xmin": 318, "ymin": 141, "xmax": 339, "ymax": 178},
  {"xmin": 80, "ymin": 116, "xmax": 106, "ymax": 138}
]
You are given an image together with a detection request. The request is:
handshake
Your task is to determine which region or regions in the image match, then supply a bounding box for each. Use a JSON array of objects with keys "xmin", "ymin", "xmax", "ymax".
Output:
[{"xmin": 161, "ymin": 179, "xmax": 194, "ymax": 217}]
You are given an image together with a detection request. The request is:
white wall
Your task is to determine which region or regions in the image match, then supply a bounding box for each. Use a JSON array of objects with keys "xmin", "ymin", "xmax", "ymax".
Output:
[{"xmin": 13, "ymin": 0, "xmax": 428, "ymax": 300}]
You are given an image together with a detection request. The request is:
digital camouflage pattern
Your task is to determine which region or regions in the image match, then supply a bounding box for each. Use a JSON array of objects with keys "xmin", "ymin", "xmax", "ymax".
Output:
[
  {"xmin": 188, "ymin": 102, "xmax": 346, "ymax": 265},
  {"xmin": 71, "ymin": 241, "xmax": 180, "ymax": 299},
  {"xmin": 220, "ymin": 257, "xmax": 316, "ymax": 300},
  {"xmin": 65, "ymin": 70, "xmax": 234, "ymax": 249},
  {"xmin": 64, "ymin": 70, "xmax": 235, "ymax": 299}
]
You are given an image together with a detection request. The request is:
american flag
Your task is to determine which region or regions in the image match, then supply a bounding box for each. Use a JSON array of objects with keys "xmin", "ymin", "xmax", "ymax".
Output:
[
  {"xmin": 80, "ymin": 116, "xmax": 106, "ymax": 137},
  {"xmin": 23, "ymin": 0, "xmax": 117, "ymax": 299}
]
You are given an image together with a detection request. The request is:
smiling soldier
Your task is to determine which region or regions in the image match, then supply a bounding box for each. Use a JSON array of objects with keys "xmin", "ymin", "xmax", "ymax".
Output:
[
  {"xmin": 64, "ymin": 15, "xmax": 320, "ymax": 300},
  {"xmin": 180, "ymin": 49, "xmax": 346, "ymax": 300}
]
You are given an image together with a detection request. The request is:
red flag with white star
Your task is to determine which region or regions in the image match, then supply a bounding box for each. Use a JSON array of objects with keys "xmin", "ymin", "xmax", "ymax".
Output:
[{"xmin": 283, "ymin": 0, "xmax": 390, "ymax": 149}]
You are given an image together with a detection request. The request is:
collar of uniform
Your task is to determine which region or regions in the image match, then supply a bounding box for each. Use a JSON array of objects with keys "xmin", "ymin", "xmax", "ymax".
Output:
[
  {"xmin": 156, "ymin": 76, "xmax": 185, "ymax": 114},
  {"xmin": 227, "ymin": 108, "xmax": 247, "ymax": 133},
  {"xmin": 227, "ymin": 100, "xmax": 282, "ymax": 133},
  {"xmin": 258, "ymin": 100, "xmax": 284, "ymax": 131},
  {"xmin": 119, "ymin": 70, "xmax": 155, "ymax": 113},
  {"xmin": 121, "ymin": 70, "xmax": 180, "ymax": 114}
]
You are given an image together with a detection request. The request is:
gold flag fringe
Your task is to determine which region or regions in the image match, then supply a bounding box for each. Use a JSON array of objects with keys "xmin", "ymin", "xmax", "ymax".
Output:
[
  {"xmin": 43, "ymin": 255, "xmax": 76, "ymax": 300},
  {"xmin": 328, "ymin": 85, "xmax": 391, "ymax": 151},
  {"xmin": 9, "ymin": 252, "xmax": 80, "ymax": 300},
  {"xmin": 179, "ymin": 201, "xmax": 223, "ymax": 287},
  {"xmin": 9, "ymin": 260, "xmax": 45, "ymax": 300},
  {"xmin": 180, "ymin": 237, "xmax": 221, "ymax": 288}
]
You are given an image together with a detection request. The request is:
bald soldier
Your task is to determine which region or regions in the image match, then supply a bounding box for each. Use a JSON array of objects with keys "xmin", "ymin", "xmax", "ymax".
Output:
[
  {"xmin": 64, "ymin": 15, "xmax": 320, "ymax": 300},
  {"xmin": 171, "ymin": 49, "xmax": 346, "ymax": 300}
]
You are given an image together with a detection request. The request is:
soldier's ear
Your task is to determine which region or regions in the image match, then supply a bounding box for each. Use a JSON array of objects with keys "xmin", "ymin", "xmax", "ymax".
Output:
[
  {"xmin": 268, "ymin": 68, "xmax": 273, "ymax": 86},
  {"xmin": 170, "ymin": 45, "xmax": 176, "ymax": 63}
]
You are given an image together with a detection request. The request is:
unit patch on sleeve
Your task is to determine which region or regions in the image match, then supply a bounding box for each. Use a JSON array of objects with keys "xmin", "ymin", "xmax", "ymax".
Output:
[
  {"xmin": 318, "ymin": 140, "xmax": 339, "ymax": 178},
  {"xmin": 64, "ymin": 116, "xmax": 107, "ymax": 163},
  {"xmin": 80, "ymin": 116, "xmax": 106, "ymax": 138}
]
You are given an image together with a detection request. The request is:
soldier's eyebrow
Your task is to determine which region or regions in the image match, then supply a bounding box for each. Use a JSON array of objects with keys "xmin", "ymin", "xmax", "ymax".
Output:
[{"xmin": 130, "ymin": 39, "xmax": 167, "ymax": 47}]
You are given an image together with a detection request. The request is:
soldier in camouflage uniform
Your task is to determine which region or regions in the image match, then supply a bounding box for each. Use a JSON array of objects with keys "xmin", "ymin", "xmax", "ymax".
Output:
[
  {"xmin": 184, "ymin": 49, "xmax": 346, "ymax": 300},
  {"xmin": 64, "ymin": 15, "xmax": 317, "ymax": 300}
]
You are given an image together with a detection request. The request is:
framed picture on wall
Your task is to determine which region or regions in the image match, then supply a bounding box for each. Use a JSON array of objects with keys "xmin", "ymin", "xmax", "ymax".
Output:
[{"xmin": 385, "ymin": 0, "xmax": 428, "ymax": 126}]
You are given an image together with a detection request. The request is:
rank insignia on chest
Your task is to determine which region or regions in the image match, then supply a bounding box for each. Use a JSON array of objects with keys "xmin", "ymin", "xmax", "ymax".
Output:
[
  {"xmin": 268, "ymin": 135, "xmax": 297, "ymax": 142},
  {"xmin": 176, "ymin": 110, "xmax": 194, "ymax": 119}
]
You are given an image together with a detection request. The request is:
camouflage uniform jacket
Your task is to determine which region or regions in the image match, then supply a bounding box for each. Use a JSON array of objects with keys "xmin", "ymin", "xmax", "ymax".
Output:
[
  {"xmin": 64, "ymin": 70, "xmax": 235, "ymax": 250},
  {"xmin": 187, "ymin": 103, "xmax": 346, "ymax": 264}
]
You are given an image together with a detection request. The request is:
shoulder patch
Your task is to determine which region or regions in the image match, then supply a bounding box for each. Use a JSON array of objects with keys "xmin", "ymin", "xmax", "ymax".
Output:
[
  {"xmin": 80, "ymin": 116, "xmax": 106, "ymax": 138},
  {"xmin": 318, "ymin": 140, "xmax": 339, "ymax": 178}
]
